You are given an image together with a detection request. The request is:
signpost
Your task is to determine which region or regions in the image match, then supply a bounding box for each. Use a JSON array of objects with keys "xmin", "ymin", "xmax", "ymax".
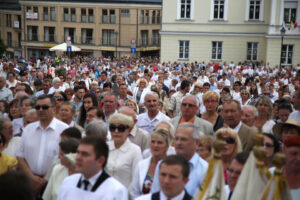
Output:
[
  {"xmin": 66, "ymin": 36, "xmax": 72, "ymax": 56},
  {"xmin": 131, "ymin": 39, "xmax": 136, "ymax": 56}
]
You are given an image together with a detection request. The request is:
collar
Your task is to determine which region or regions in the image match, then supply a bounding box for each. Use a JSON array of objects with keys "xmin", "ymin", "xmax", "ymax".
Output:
[
  {"xmin": 111, "ymin": 138, "xmax": 131, "ymax": 152},
  {"xmin": 69, "ymin": 121, "xmax": 75, "ymax": 127},
  {"xmin": 233, "ymin": 121, "xmax": 242, "ymax": 133},
  {"xmin": 83, "ymin": 170, "xmax": 103, "ymax": 188},
  {"xmin": 130, "ymin": 125, "xmax": 138, "ymax": 137},
  {"xmin": 37, "ymin": 117, "xmax": 56, "ymax": 131},
  {"xmin": 188, "ymin": 153, "xmax": 199, "ymax": 169},
  {"xmin": 179, "ymin": 116, "xmax": 195, "ymax": 124},
  {"xmin": 160, "ymin": 190, "xmax": 185, "ymax": 200},
  {"xmin": 147, "ymin": 111, "xmax": 162, "ymax": 121}
]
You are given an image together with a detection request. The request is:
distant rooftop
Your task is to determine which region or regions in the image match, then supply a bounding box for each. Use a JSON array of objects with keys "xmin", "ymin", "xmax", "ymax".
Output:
[{"xmin": 20, "ymin": 0, "xmax": 161, "ymax": 4}]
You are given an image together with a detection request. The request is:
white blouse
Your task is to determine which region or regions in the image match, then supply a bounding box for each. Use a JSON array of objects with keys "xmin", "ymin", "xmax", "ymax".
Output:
[{"xmin": 106, "ymin": 139, "xmax": 142, "ymax": 188}]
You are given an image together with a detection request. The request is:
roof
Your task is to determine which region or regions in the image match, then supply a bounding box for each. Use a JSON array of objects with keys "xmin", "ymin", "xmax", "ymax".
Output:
[
  {"xmin": 0, "ymin": 3, "xmax": 21, "ymax": 11},
  {"xmin": 20, "ymin": 0, "xmax": 161, "ymax": 4}
]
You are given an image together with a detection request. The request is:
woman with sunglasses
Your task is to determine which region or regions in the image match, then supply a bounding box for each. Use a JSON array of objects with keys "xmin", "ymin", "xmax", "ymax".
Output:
[
  {"xmin": 262, "ymin": 133, "xmax": 280, "ymax": 168},
  {"xmin": 129, "ymin": 128, "xmax": 169, "ymax": 199},
  {"xmin": 240, "ymin": 87, "xmax": 251, "ymax": 106},
  {"xmin": 215, "ymin": 128, "xmax": 242, "ymax": 184},
  {"xmin": 106, "ymin": 113, "xmax": 142, "ymax": 188}
]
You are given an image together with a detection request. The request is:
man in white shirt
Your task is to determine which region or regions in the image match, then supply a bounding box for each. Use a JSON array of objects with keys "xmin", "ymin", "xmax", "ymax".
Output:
[
  {"xmin": 136, "ymin": 155, "xmax": 192, "ymax": 200},
  {"xmin": 17, "ymin": 95, "xmax": 69, "ymax": 195},
  {"xmin": 289, "ymin": 89, "xmax": 300, "ymax": 124},
  {"xmin": 57, "ymin": 136, "xmax": 128, "ymax": 200},
  {"xmin": 136, "ymin": 92, "xmax": 170, "ymax": 134}
]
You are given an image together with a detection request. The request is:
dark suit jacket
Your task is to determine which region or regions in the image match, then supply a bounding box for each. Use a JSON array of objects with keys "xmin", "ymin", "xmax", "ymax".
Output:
[
  {"xmin": 151, "ymin": 191, "xmax": 192, "ymax": 200},
  {"xmin": 238, "ymin": 123, "xmax": 257, "ymax": 152}
]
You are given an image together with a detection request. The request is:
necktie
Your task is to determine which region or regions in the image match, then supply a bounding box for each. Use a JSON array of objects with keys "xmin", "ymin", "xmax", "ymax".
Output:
[{"xmin": 82, "ymin": 179, "xmax": 90, "ymax": 191}]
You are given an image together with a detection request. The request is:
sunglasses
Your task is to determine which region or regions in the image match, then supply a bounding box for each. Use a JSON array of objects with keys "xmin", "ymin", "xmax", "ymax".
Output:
[
  {"xmin": 109, "ymin": 124, "xmax": 128, "ymax": 132},
  {"xmin": 263, "ymin": 143, "xmax": 274, "ymax": 148},
  {"xmin": 35, "ymin": 105, "xmax": 51, "ymax": 110},
  {"xmin": 222, "ymin": 137, "xmax": 236, "ymax": 144},
  {"xmin": 54, "ymin": 96, "xmax": 64, "ymax": 101}
]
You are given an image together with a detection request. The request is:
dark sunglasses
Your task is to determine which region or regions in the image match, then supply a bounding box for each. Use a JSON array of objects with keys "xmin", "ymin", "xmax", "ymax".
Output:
[
  {"xmin": 35, "ymin": 105, "xmax": 51, "ymax": 110},
  {"xmin": 263, "ymin": 143, "xmax": 274, "ymax": 148},
  {"xmin": 54, "ymin": 96, "xmax": 64, "ymax": 101},
  {"xmin": 109, "ymin": 124, "xmax": 128, "ymax": 132},
  {"xmin": 222, "ymin": 137, "xmax": 236, "ymax": 144}
]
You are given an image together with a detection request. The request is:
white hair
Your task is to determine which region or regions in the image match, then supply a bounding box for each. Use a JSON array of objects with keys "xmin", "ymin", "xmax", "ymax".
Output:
[
  {"xmin": 242, "ymin": 105, "xmax": 258, "ymax": 117},
  {"xmin": 144, "ymin": 91, "xmax": 159, "ymax": 101}
]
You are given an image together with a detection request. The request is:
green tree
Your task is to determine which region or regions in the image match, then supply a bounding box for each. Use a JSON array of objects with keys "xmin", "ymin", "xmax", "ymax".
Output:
[{"xmin": 0, "ymin": 38, "xmax": 7, "ymax": 56}]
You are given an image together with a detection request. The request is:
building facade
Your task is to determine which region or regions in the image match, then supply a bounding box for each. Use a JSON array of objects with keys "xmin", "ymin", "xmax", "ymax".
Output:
[
  {"xmin": 0, "ymin": 1, "xmax": 23, "ymax": 59},
  {"xmin": 160, "ymin": 0, "xmax": 300, "ymax": 67},
  {"xmin": 1, "ymin": 0, "xmax": 161, "ymax": 59}
]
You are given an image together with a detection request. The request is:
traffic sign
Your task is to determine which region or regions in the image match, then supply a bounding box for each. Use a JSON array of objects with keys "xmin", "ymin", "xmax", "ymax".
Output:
[{"xmin": 131, "ymin": 48, "xmax": 136, "ymax": 54}]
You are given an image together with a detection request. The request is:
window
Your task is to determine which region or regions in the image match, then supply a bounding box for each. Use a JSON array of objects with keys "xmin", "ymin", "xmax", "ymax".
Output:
[
  {"xmin": 110, "ymin": 10, "xmax": 116, "ymax": 24},
  {"xmin": 71, "ymin": 8, "xmax": 76, "ymax": 22},
  {"xmin": 152, "ymin": 30, "xmax": 159, "ymax": 45},
  {"xmin": 157, "ymin": 10, "xmax": 161, "ymax": 24},
  {"xmin": 27, "ymin": 26, "xmax": 38, "ymax": 41},
  {"xmin": 152, "ymin": 10, "xmax": 156, "ymax": 24},
  {"xmin": 43, "ymin": 7, "xmax": 49, "ymax": 21},
  {"xmin": 33, "ymin": 7, "xmax": 39, "ymax": 20},
  {"xmin": 44, "ymin": 27, "xmax": 55, "ymax": 42},
  {"xmin": 247, "ymin": 42, "xmax": 258, "ymax": 61},
  {"xmin": 64, "ymin": 8, "xmax": 69, "ymax": 22},
  {"xmin": 120, "ymin": 9, "xmax": 130, "ymax": 17},
  {"xmin": 81, "ymin": 29, "xmax": 93, "ymax": 44},
  {"xmin": 284, "ymin": 8, "xmax": 297, "ymax": 24},
  {"xmin": 102, "ymin": 30, "xmax": 115, "ymax": 45},
  {"xmin": 81, "ymin": 9, "xmax": 86, "ymax": 22},
  {"xmin": 6, "ymin": 14, "xmax": 11, "ymax": 27},
  {"xmin": 211, "ymin": 41, "xmax": 222, "ymax": 60},
  {"xmin": 102, "ymin": 9, "xmax": 108, "ymax": 24},
  {"xmin": 50, "ymin": 7, "xmax": 56, "ymax": 21},
  {"xmin": 7, "ymin": 32, "xmax": 12, "ymax": 47},
  {"xmin": 88, "ymin": 9, "xmax": 94, "ymax": 23},
  {"xmin": 180, "ymin": 0, "xmax": 191, "ymax": 19},
  {"xmin": 141, "ymin": 30, "xmax": 148, "ymax": 46},
  {"xmin": 214, "ymin": 0, "xmax": 224, "ymax": 20},
  {"xmin": 281, "ymin": 45, "xmax": 293, "ymax": 65},
  {"xmin": 140, "ymin": 10, "xmax": 149, "ymax": 24},
  {"xmin": 179, "ymin": 40, "xmax": 189, "ymax": 59},
  {"xmin": 249, "ymin": 1, "xmax": 260, "ymax": 20},
  {"xmin": 64, "ymin": 28, "xmax": 76, "ymax": 43}
]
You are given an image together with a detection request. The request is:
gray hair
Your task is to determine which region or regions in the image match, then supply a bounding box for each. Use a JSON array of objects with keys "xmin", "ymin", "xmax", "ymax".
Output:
[
  {"xmin": 0, "ymin": 116, "xmax": 11, "ymax": 132},
  {"xmin": 60, "ymin": 101, "xmax": 76, "ymax": 114},
  {"xmin": 144, "ymin": 91, "xmax": 159, "ymax": 101},
  {"xmin": 155, "ymin": 120, "xmax": 176, "ymax": 139},
  {"xmin": 52, "ymin": 77, "xmax": 61, "ymax": 85},
  {"xmin": 242, "ymin": 105, "xmax": 258, "ymax": 117},
  {"xmin": 25, "ymin": 109, "xmax": 37, "ymax": 118},
  {"xmin": 85, "ymin": 119, "xmax": 107, "ymax": 138},
  {"xmin": 177, "ymin": 122, "xmax": 201, "ymax": 139},
  {"xmin": 182, "ymin": 95, "xmax": 200, "ymax": 107}
]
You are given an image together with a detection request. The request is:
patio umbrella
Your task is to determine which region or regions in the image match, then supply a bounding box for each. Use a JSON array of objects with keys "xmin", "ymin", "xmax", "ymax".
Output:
[{"xmin": 49, "ymin": 43, "xmax": 81, "ymax": 52}]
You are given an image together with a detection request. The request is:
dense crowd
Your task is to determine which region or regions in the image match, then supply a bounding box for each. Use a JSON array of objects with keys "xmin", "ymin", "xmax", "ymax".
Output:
[{"xmin": 0, "ymin": 55, "xmax": 299, "ymax": 200}]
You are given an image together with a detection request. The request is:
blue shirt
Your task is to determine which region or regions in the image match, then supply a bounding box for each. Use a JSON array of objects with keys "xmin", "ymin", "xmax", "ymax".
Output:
[{"xmin": 151, "ymin": 153, "xmax": 208, "ymax": 196}]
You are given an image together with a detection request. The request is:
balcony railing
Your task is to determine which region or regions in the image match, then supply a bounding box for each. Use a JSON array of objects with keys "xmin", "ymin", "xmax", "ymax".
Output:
[
  {"xmin": 152, "ymin": 16, "xmax": 161, "ymax": 24},
  {"xmin": 71, "ymin": 14, "xmax": 76, "ymax": 22},
  {"xmin": 81, "ymin": 15, "xmax": 87, "ymax": 22},
  {"xmin": 82, "ymin": 36, "xmax": 93, "ymax": 44}
]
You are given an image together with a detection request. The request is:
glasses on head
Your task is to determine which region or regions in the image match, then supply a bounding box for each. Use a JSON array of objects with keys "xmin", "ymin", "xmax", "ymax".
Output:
[
  {"xmin": 182, "ymin": 103, "xmax": 197, "ymax": 107},
  {"xmin": 109, "ymin": 124, "xmax": 128, "ymax": 132},
  {"xmin": 35, "ymin": 105, "xmax": 51, "ymax": 110},
  {"xmin": 263, "ymin": 143, "xmax": 274, "ymax": 148},
  {"xmin": 222, "ymin": 137, "xmax": 236, "ymax": 144},
  {"xmin": 54, "ymin": 96, "xmax": 64, "ymax": 101}
]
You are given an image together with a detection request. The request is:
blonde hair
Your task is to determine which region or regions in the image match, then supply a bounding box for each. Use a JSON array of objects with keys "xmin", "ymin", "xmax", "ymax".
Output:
[
  {"xmin": 108, "ymin": 113, "xmax": 134, "ymax": 128},
  {"xmin": 154, "ymin": 121, "xmax": 175, "ymax": 144},
  {"xmin": 151, "ymin": 128, "xmax": 170, "ymax": 146},
  {"xmin": 125, "ymin": 99, "xmax": 139, "ymax": 114},
  {"xmin": 137, "ymin": 78, "xmax": 148, "ymax": 87},
  {"xmin": 215, "ymin": 128, "xmax": 242, "ymax": 156},
  {"xmin": 199, "ymin": 135, "xmax": 213, "ymax": 152},
  {"xmin": 202, "ymin": 91, "xmax": 220, "ymax": 102}
]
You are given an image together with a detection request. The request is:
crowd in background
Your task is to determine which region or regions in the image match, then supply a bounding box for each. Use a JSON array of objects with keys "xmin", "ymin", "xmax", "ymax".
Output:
[{"xmin": 0, "ymin": 55, "xmax": 299, "ymax": 200}]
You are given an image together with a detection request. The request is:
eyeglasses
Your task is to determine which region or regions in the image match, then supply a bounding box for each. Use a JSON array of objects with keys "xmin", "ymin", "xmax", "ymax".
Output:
[
  {"xmin": 222, "ymin": 137, "xmax": 236, "ymax": 144},
  {"xmin": 263, "ymin": 143, "xmax": 274, "ymax": 148},
  {"xmin": 182, "ymin": 103, "xmax": 197, "ymax": 107},
  {"xmin": 109, "ymin": 124, "xmax": 128, "ymax": 132},
  {"xmin": 35, "ymin": 105, "xmax": 51, "ymax": 110}
]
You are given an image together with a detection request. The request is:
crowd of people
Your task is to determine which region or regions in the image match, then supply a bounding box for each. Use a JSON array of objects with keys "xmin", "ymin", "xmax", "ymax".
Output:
[{"xmin": 0, "ymin": 55, "xmax": 299, "ymax": 200}]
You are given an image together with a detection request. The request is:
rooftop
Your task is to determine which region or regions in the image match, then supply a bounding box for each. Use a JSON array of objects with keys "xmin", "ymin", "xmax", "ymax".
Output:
[{"xmin": 20, "ymin": 0, "xmax": 161, "ymax": 4}]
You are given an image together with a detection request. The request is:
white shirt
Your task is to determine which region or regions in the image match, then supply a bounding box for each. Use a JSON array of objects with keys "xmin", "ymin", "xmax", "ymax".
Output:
[
  {"xmin": 233, "ymin": 121, "xmax": 243, "ymax": 133},
  {"xmin": 106, "ymin": 139, "xmax": 142, "ymax": 188},
  {"xmin": 3, "ymin": 136, "xmax": 21, "ymax": 157},
  {"xmin": 289, "ymin": 111, "xmax": 300, "ymax": 125},
  {"xmin": 16, "ymin": 118, "xmax": 69, "ymax": 176},
  {"xmin": 79, "ymin": 170, "xmax": 103, "ymax": 191},
  {"xmin": 135, "ymin": 190, "xmax": 185, "ymax": 200},
  {"xmin": 136, "ymin": 111, "xmax": 170, "ymax": 134}
]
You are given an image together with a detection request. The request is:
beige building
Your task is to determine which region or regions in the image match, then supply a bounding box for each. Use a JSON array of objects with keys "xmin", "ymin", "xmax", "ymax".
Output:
[
  {"xmin": 161, "ymin": 0, "xmax": 300, "ymax": 67},
  {"xmin": 0, "ymin": 1, "xmax": 23, "ymax": 59},
  {"xmin": 3, "ymin": 0, "xmax": 161, "ymax": 59}
]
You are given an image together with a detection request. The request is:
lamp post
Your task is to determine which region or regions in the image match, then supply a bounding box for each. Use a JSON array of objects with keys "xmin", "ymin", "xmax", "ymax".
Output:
[
  {"xmin": 114, "ymin": 31, "xmax": 118, "ymax": 59},
  {"xmin": 279, "ymin": 26, "xmax": 286, "ymax": 69}
]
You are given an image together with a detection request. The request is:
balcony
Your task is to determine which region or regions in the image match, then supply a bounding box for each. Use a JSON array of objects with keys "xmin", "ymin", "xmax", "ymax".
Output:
[{"xmin": 82, "ymin": 36, "xmax": 94, "ymax": 44}]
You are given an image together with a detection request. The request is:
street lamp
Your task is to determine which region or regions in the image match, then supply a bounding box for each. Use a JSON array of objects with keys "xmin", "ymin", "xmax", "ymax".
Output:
[{"xmin": 279, "ymin": 26, "xmax": 286, "ymax": 69}]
